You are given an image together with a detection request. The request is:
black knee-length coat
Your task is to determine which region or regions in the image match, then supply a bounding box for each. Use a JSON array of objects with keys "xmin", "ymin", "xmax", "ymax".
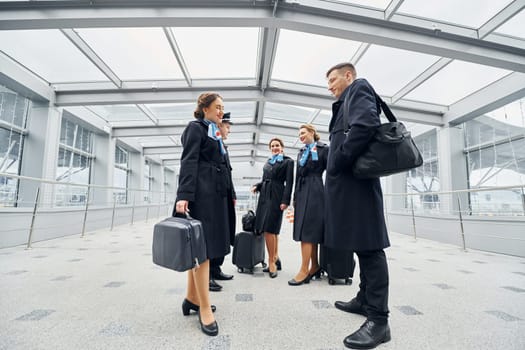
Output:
[
  {"xmin": 324, "ymin": 79, "xmax": 390, "ymax": 252},
  {"xmin": 254, "ymin": 156, "xmax": 294, "ymax": 235},
  {"xmin": 292, "ymin": 142, "xmax": 328, "ymax": 244},
  {"xmin": 174, "ymin": 119, "xmax": 232, "ymax": 260}
]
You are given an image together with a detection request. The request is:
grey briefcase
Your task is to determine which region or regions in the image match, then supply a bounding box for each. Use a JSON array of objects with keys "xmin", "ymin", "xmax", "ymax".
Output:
[{"xmin": 152, "ymin": 214, "xmax": 207, "ymax": 272}]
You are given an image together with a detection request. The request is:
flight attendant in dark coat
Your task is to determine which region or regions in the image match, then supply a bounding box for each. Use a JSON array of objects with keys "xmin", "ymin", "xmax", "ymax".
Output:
[
  {"xmin": 324, "ymin": 63, "xmax": 391, "ymax": 349},
  {"xmin": 289, "ymin": 124, "xmax": 328, "ymax": 286},
  {"xmin": 251, "ymin": 137, "xmax": 294, "ymax": 278},
  {"xmin": 174, "ymin": 92, "xmax": 231, "ymax": 337},
  {"xmin": 208, "ymin": 112, "xmax": 236, "ymax": 293}
]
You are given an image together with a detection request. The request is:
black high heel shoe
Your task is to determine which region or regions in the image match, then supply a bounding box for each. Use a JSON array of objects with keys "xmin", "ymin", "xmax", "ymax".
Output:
[
  {"xmin": 263, "ymin": 258, "xmax": 282, "ymax": 272},
  {"xmin": 288, "ymin": 274, "xmax": 311, "ymax": 286},
  {"xmin": 182, "ymin": 299, "xmax": 216, "ymax": 316},
  {"xmin": 198, "ymin": 312, "xmax": 219, "ymax": 336},
  {"xmin": 308, "ymin": 268, "xmax": 322, "ymax": 280}
]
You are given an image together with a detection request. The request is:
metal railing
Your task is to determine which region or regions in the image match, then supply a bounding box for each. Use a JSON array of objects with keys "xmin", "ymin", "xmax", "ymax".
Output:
[
  {"xmin": 383, "ymin": 184, "xmax": 525, "ymax": 252},
  {"xmin": 0, "ymin": 172, "xmax": 175, "ymax": 249}
]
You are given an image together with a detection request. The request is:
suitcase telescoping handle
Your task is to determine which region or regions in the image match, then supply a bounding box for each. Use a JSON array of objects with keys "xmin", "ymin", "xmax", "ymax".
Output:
[{"xmin": 173, "ymin": 211, "xmax": 200, "ymax": 269}]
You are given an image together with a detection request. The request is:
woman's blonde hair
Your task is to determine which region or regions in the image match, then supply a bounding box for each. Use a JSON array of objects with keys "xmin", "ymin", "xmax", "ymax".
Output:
[{"xmin": 299, "ymin": 124, "xmax": 320, "ymax": 141}]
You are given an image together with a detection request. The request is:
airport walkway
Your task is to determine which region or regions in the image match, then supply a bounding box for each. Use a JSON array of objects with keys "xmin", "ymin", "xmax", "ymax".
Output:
[{"xmin": 1, "ymin": 218, "xmax": 524, "ymax": 350}]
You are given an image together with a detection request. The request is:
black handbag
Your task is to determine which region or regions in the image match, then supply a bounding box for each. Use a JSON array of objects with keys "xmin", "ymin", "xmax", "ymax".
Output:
[
  {"xmin": 152, "ymin": 213, "xmax": 207, "ymax": 272},
  {"xmin": 352, "ymin": 95, "xmax": 423, "ymax": 179},
  {"xmin": 241, "ymin": 210, "xmax": 256, "ymax": 233}
]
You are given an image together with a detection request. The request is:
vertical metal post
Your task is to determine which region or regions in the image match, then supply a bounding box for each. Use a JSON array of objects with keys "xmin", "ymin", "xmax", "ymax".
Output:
[
  {"xmin": 80, "ymin": 186, "xmax": 91, "ymax": 238},
  {"xmin": 145, "ymin": 206, "xmax": 149, "ymax": 223},
  {"xmin": 521, "ymin": 187, "xmax": 525, "ymax": 216},
  {"xmin": 110, "ymin": 195, "xmax": 117, "ymax": 231},
  {"xmin": 410, "ymin": 196, "xmax": 417, "ymax": 241},
  {"xmin": 130, "ymin": 194, "xmax": 135, "ymax": 226},
  {"xmin": 26, "ymin": 187, "xmax": 40, "ymax": 250},
  {"xmin": 456, "ymin": 194, "xmax": 467, "ymax": 251},
  {"xmin": 157, "ymin": 197, "xmax": 162, "ymax": 218}
]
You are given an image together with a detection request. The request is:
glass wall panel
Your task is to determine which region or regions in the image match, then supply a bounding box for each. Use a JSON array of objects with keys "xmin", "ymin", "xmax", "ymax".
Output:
[
  {"xmin": 143, "ymin": 160, "xmax": 151, "ymax": 203},
  {"xmin": 55, "ymin": 118, "xmax": 94, "ymax": 206},
  {"xmin": 114, "ymin": 145, "xmax": 129, "ymax": 204},
  {"xmin": 406, "ymin": 130, "xmax": 440, "ymax": 212},
  {"xmin": 0, "ymin": 86, "xmax": 29, "ymax": 207},
  {"xmin": 464, "ymin": 98, "xmax": 525, "ymax": 216}
]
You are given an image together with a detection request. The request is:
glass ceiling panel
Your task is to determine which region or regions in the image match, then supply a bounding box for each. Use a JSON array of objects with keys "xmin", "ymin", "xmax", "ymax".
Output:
[
  {"xmin": 325, "ymin": 0, "xmax": 392, "ymax": 10},
  {"xmin": 311, "ymin": 110, "xmax": 331, "ymax": 132},
  {"xmin": 225, "ymin": 132, "xmax": 254, "ymax": 144},
  {"xmin": 484, "ymin": 97, "xmax": 525, "ymax": 128},
  {"xmin": 138, "ymin": 136, "xmax": 176, "ymax": 147},
  {"xmin": 87, "ymin": 105, "xmax": 151, "ymax": 124},
  {"xmin": 146, "ymin": 103, "xmax": 194, "ymax": 124},
  {"xmin": 494, "ymin": 10, "xmax": 525, "ymax": 39},
  {"xmin": 264, "ymin": 102, "xmax": 316, "ymax": 123},
  {"xmin": 357, "ymin": 45, "xmax": 440, "ymax": 97},
  {"xmin": 398, "ymin": 0, "xmax": 514, "ymax": 28},
  {"xmin": 75, "ymin": 28, "xmax": 184, "ymax": 81},
  {"xmin": 258, "ymin": 133, "xmax": 298, "ymax": 150},
  {"xmin": 171, "ymin": 27, "xmax": 259, "ymax": 79},
  {"xmin": 403, "ymin": 60, "xmax": 512, "ymax": 106},
  {"xmin": 147, "ymin": 101, "xmax": 256, "ymax": 125},
  {"xmin": 0, "ymin": 30, "xmax": 108, "ymax": 83},
  {"xmin": 271, "ymin": 30, "xmax": 361, "ymax": 87}
]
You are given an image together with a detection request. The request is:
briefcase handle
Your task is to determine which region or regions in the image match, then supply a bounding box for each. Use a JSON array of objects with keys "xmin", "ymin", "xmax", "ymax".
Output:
[{"xmin": 174, "ymin": 211, "xmax": 194, "ymax": 220}]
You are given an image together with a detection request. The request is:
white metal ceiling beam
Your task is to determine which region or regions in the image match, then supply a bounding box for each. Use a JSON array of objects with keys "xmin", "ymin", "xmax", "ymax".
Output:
[
  {"xmin": 60, "ymin": 88, "xmax": 443, "ymax": 125},
  {"xmin": 256, "ymin": 27, "xmax": 279, "ymax": 91},
  {"xmin": 163, "ymin": 27, "xmax": 192, "ymax": 87},
  {"xmin": 1, "ymin": 3, "xmax": 524, "ymax": 72},
  {"xmin": 60, "ymin": 29, "xmax": 122, "ymax": 88},
  {"xmin": 477, "ymin": 1, "xmax": 524, "ymax": 39},
  {"xmin": 0, "ymin": 52, "xmax": 53, "ymax": 102},
  {"xmin": 444, "ymin": 72, "xmax": 525, "ymax": 125},
  {"xmin": 113, "ymin": 122, "xmax": 257, "ymax": 138}
]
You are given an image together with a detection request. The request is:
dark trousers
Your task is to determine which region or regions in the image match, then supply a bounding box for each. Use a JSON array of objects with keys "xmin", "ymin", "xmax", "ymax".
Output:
[
  {"xmin": 355, "ymin": 250, "xmax": 389, "ymax": 324},
  {"xmin": 209, "ymin": 257, "xmax": 225, "ymax": 277}
]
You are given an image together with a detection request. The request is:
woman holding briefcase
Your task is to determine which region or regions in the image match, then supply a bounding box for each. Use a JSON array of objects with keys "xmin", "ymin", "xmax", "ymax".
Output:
[{"xmin": 174, "ymin": 92, "xmax": 231, "ymax": 336}]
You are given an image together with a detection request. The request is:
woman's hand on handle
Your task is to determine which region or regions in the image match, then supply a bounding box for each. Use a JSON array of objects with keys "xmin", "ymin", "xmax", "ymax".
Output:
[
  {"xmin": 175, "ymin": 200, "xmax": 189, "ymax": 214},
  {"xmin": 280, "ymin": 203, "xmax": 288, "ymax": 211}
]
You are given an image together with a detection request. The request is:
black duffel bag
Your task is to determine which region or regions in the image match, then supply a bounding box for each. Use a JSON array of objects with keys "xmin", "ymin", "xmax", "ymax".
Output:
[
  {"xmin": 241, "ymin": 210, "xmax": 256, "ymax": 233},
  {"xmin": 352, "ymin": 95, "xmax": 423, "ymax": 179}
]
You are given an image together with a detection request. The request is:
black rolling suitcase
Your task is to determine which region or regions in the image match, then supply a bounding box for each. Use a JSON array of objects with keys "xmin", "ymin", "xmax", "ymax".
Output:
[
  {"xmin": 232, "ymin": 231, "xmax": 265, "ymax": 274},
  {"xmin": 152, "ymin": 215, "xmax": 207, "ymax": 272},
  {"xmin": 320, "ymin": 245, "xmax": 355, "ymax": 285}
]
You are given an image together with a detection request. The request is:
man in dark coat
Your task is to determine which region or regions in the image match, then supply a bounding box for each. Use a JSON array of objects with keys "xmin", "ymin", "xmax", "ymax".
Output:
[
  {"xmin": 208, "ymin": 112, "xmax": 236, "ymax": 292},
  {"xmin": 324, "ymin": 63, "xmax": 391, "ymax": 349}
]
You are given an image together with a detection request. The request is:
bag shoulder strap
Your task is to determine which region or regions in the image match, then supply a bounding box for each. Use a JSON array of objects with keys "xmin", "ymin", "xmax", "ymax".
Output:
[
  {"xmin": 374, "ymin": 94, "xmax": 397, "ymax": 123},
  {"xmin": 342, "ymin": 81, "xmax": 397, "ymax": 134}
]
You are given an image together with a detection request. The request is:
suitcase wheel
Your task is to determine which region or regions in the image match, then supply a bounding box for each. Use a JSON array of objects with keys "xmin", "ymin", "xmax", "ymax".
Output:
[
  {"xmin": 237, "ymin": 268, "xmax": 244, "ymax": 273},
  {"xmin": 345, "ymin": 278, "xmax": 352, "ymax": 285},
  {"xmin": 248, "ymin": 268, "xmax": 254, "ymax": 274},
  {"xmin": 329, "ymin": 278, "xmax": 336, "ymax": 285},
  {"xmin": 261, "ymin": 262, "xmax": 267, "ymax": 268}
]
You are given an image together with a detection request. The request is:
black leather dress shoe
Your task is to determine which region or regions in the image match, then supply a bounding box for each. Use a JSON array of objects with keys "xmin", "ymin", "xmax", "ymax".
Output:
[
  {"xmin": 182, "ymin": 299, "xmax": 216, "ymax": 316},
  {"xmin": 343, "ymin": 320, "xmax": 390, "ymax": 349},
  {"xmin": 209, "ymin": 279, "xmax": 223, "ymax": 292},
  {"xmin": 198, "ymin": 313, "xmax": 219, "ymax": 336},
  {"xmin": 213, "ymin": 271, "xmax": 234, "ymax": 280},
  {"xmin": 335, "ymin": 298, "xmax": 368, "ymax": 317}
]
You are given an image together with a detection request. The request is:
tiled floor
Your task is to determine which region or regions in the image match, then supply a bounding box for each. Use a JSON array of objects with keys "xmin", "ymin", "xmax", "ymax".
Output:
[{"xmin": 0, "ymin": 218, "xmax": 524, "ymax": 350}]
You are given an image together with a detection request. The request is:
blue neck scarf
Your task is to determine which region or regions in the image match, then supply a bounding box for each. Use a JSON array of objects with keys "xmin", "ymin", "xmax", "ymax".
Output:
[
  {"xmin": 268, "ymin": 153, "xmax": 284, "ymax": 165},
  {"xmin": 299, "ymin": 142, "xmax": 318, "ymax": 167},
  {"xmin": 203, "ymin": 119, "xmax": 226, "ymax": 155}
]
